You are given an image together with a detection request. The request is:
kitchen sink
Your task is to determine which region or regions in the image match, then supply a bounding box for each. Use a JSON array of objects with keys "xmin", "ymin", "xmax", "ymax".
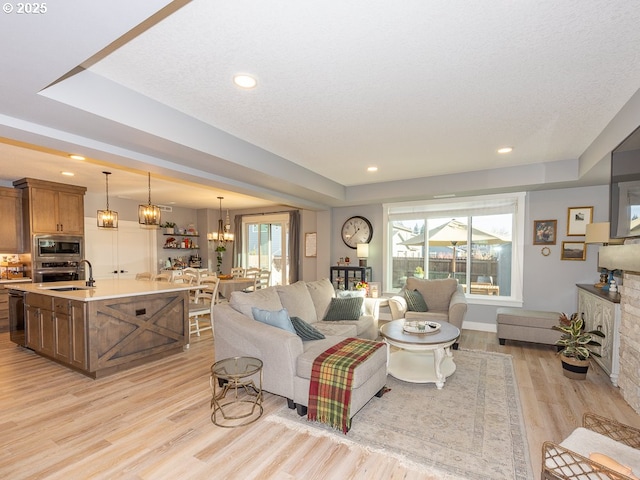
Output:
[
  {"xmin": 48, "ymin": 287, "xmax": 91, "ymax": 291},
  {"xmin": 39, "ymin": 285, "xmax": 93, "ymax": 291}
]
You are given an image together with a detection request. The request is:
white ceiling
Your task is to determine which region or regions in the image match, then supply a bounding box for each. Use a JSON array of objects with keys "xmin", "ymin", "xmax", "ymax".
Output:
[{"xmin": 1, "ymin": 0, "xmax": 640, "ymax": 210}]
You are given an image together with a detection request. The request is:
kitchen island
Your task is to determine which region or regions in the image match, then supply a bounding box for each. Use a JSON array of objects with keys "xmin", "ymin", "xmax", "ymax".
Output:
[{"xmin": 8, "ymin": 279, "xmax": 192, "ymax": 378}]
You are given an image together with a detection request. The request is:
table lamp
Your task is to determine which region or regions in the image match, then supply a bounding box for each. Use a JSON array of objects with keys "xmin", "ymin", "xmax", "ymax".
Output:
[
  {"xmin": 357, "ymin": 243, "xmax": 369, "ymax": 267},
  {"xmin": 585, "ymin": 222, "xmax": 623, "ymax": 289}
]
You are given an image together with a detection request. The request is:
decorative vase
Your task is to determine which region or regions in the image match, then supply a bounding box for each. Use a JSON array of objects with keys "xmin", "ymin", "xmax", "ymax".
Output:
[{"xmin": 561, "ymin": 356, "xmax": 589, "ymax": 380}]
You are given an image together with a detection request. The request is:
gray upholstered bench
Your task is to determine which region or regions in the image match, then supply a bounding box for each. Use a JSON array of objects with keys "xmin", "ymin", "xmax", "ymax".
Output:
[{"xmin": 496, "ymin": 308, "xmax": 562, "ymax": 346}]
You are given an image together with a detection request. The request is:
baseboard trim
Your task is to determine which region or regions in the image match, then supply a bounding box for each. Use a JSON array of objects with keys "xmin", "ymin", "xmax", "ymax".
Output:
[{"xmin": 462, "ymin": 320, "xmax": 497, "ymax": 333}]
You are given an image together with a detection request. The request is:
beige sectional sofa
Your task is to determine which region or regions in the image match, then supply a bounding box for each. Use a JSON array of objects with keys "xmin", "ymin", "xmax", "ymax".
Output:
[{"xmin": 211, "ymin": 279, "xmax": 388, "ymax": 418}]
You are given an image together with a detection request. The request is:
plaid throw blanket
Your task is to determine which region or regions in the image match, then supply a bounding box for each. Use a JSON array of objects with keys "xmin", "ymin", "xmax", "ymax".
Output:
[{"xmin": 307, "ymin": 337, "xmax": 385, "ymax": 433}]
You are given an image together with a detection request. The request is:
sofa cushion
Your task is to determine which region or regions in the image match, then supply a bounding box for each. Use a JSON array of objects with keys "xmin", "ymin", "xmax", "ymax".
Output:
[
  {"xmin": 314, "ymin": 321, "xmax": 359, "ymax": 337},
  {"xmin": 276, "ymin": 281, "xmax": 318, "ymax": 323},
  {"xmin": 252, "ymin": 307, "xmax": 295, "ymax": 333},
  {"xmin": 296, "ymin": 337, "xmax": 388, "ymax": 389},
  {"xmin": 290, "ymin": 316, "xmax": 326, "ymax": 341},
  {"xmin": 405, "ymin": 289, "xmax": 428, "ymax": 312},
  {"xmin": 337, "ymin": 289, "xmax": 367, "ymax": 314},
  {"xmin": 305, "ymin": 278, "xmax": 336, "ymax": 321},
  {"xmin": 323, "ymin": 297, "xmax": 364, "ymax": 321},
  {"xmin": 406, "ymin": 277, "xmax": 457, "ymax": 312},
  {"xmin": 230, "ymin": 287, "xmax": 283, "ymax": 318}
]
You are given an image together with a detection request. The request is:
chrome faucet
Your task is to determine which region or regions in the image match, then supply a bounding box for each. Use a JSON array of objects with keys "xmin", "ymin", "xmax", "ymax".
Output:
[{"xmin": 79, "ymin": 259, "xmax": 95, "ymax": 287}]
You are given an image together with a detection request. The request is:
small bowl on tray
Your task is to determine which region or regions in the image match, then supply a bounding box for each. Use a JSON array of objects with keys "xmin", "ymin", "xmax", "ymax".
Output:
[{"xmin": 403, "ymin": 320, "xmax": 441, "ymax": 335}]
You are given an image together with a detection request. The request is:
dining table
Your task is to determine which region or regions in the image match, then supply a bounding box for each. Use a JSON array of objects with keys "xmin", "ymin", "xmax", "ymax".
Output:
[{"xmin": 218, "ymin": 277, "xmax": 256, "ymax": 299}]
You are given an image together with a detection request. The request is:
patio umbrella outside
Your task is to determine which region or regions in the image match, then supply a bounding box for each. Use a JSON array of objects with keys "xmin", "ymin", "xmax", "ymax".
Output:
[{"xmin": 400, "ymin": 219, "xmax": 506, "ymax": 273}]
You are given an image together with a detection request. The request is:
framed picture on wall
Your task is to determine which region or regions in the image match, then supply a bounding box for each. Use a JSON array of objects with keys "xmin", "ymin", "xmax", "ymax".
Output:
[
  {"xmin": 305, "ymin": 232, "xmax": 317, "ymax": 257},
  {"xmin": 533, "ymin": 219, "xmax": 557, "ymax": 245},
  {"xmin": 561, "ymin": 241, "xmax": 586, "ymax": 261},
  {"xmin": 567, "ymin": 206, "xmax": 593, "ymax": 236}
]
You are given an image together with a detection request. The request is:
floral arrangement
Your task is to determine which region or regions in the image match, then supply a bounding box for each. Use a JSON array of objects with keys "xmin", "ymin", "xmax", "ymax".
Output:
[
  {"xmin": 355, "ymin": 281, "xmax": 368, "ymax": 291},
  {"xmin": 414, "ymin": 266, "xmax": 424, "ymax": 274}
]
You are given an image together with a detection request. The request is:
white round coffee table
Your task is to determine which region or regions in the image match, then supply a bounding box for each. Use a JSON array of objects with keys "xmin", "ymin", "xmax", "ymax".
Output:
[{"xmin": 380, "ymin": 319, "xmax": 460, "ymax": 389}]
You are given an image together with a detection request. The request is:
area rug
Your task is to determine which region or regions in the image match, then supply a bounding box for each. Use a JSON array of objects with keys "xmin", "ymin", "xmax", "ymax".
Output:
[{"xmin": 265, "ymin": 349, "xmax": 533, "ymax": 480}]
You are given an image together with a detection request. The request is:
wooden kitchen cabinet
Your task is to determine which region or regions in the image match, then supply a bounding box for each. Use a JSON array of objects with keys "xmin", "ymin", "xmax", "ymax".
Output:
[
  {"xmin": 13, "ymin": 178, "xmax": 86, "ymax": 238},
  {"xmin": 25, "ymin": 293, "xmax": 87, "ymax": 369},
  {"xmin": 577, "ymin": 284, "xmax": 621, "ymax": 386},
  {"xmin": 53, "ymin": 298, "xmax": 87, "ymax": 369},
  {"xmin": 0, "ymin": 187, "xmax": 22, "ymax": 252}
]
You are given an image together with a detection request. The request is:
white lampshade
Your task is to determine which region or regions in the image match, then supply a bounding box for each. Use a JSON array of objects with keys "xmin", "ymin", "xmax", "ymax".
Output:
[
  {"xmin": 357, "ymin": 243, "xmax": 369, "ymax": 267},
  {"xmin": 585, "ymin": 222, "xmax": 624, "ymax": 245}
]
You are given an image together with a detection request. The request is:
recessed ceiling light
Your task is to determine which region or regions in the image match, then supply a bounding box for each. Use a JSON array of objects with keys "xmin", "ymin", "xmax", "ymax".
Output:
[
  {"xmin": 68, "ymin": 154, "xmax": 85, "ymax": 160},
  {"xmin": 367, "ymin": 166, "xmax": 378, "ymax": 172},
  {"xmin": 497, "ymin": 147, "xmax": 513, "ymax": 154},
  {"xmin": 233, "ymin": 74, "xmax": 257, "ymax": 89},
  {"xmin": 61, "ymin": 171, "xmax": 75, "ymax": 176}
]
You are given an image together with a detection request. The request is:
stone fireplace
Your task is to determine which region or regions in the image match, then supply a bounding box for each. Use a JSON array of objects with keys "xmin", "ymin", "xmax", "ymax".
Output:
[
  {"xmin": 618, "ymin": 272, "xmax": 640, "ymax": 413},
  {"xmin": 600, "ymin": 244, "xmax": 640, "ymax": 413}
]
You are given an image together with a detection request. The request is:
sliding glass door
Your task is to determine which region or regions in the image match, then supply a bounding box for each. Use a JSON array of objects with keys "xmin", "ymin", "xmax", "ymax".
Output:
[{"xmin": 242, "ymin": 214, "xmax": 289, "ymax": 286}]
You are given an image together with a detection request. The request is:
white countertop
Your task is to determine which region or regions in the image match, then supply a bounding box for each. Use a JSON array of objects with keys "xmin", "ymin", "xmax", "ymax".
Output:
[
  {"xmin": 5, "ymin": 279, "xmax": 193, "ymax": 302},
  {"xmin": 0, "ymin": 278, "xmax": 32, "ymax": 284}
]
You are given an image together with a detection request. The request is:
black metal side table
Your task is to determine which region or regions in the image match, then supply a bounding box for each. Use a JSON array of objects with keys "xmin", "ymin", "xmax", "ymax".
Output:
[{"xmin": 210, "ymin": 356, "xmax": 263, "ymax": 427}]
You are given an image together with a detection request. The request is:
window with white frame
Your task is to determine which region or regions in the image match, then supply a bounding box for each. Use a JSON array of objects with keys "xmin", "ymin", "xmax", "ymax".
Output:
[{"xmin": 384, "ymin": 193, "xmax": 525, "ymax": 303}]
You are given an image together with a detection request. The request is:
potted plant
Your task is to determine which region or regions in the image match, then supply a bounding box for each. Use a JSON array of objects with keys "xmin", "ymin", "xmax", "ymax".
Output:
[
  {"xmin": 161, "ymin": 222, "xmax": 176, "ymax": 235},
  {"xmin": 215, "ymin": 244, "xmax": 226, "ymax": 274},
  {"xmin": 553, "ymin": 313, "xmax": 605, "ymax": 380},
  {"xmin": 414, "ymin": 266, "xmax": 424, "ymax": 278}
]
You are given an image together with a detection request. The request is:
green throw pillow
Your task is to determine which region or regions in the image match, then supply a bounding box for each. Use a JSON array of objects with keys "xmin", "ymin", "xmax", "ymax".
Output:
[
  {"xmin": 290, "ymin": 316, "xmax": 326, "ymax": 341},
  {"xmin": 323, "ymin": 296, "xmax": 364, "ymax": 321},
  {"xmin": 405, "ymin": 289, "xmax": 428, "ymax": 312},
  {"xmin": 251, "ymin": 307, "xmax": 296, "ymax": 333}
]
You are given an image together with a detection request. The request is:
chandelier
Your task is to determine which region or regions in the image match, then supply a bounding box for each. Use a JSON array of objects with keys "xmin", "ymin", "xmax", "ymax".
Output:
[
  {"xmin": 138, "ymin": 172, "xmax": 161, "ymax": 226},
  {"xmin": 97, "ymin": 171, "xmax": 118, "ymax": 229},
  {"xmin": 208, "ymin": 196, "xmax": 234, "ymax": 243}
]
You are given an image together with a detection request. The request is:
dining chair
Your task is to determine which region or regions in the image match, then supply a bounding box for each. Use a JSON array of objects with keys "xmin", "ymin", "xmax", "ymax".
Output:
[
  {"xmin": 152, "ymin": 272, "xmax": 172, "ymax": 282},
  {"xmin": 243, "ymin": 268, "xmax": 261, "ymax": 292},
  {"xmin": 188, "ymin": 278, "xmax": 220, "ymax": 340},
  {"xmin": 230, "ymin": 267, "xmax": 245, "ymax": 278},
  {"xmin": 254, "ymin": 268, "xmax": 271, "ymax": 290}
]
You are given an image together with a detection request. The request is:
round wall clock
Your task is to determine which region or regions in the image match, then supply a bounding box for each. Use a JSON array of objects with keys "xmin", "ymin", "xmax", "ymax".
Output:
[{"xmin": 341, "ymin": 215, "xmax": 373, "ymax": 249}]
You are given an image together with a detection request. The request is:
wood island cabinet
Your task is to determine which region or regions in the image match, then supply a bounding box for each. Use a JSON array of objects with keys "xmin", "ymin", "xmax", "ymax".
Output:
[
  {"xmin": 25, "ymin": 293, "xmax": 87, "ymax": 369},
  {"xmin": 0, "ymin": 187, "xmax": 23, "ymax": 252},
  {"xmin": 13, "ymin": 178, "xmax": 86, "ymax": 238},
  {"xmin": 577, "ymin": 284, "xmax": 621, "ymax": 386}
]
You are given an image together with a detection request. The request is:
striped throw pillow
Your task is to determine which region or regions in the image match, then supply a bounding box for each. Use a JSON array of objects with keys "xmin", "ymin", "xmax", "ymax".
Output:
[
  {"xmin": 405, "ymin": 289, "xmax": 428, "ymax": 312},
  {"xmin": 322, "ymin": 297, "xmax": 364, "ymax": 321},
  {"xmin": 290, "ymin": 316, "xmax": 326, "ymax": 341}
]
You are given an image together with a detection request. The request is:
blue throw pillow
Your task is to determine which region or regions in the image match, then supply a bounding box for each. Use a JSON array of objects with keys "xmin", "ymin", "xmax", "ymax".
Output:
[
  {"xmin": 290, "ymin": 316, "xmax": 326, "ymax": 341},
  {"xmin": 251, "ymin": 307, "xmax": 295, "ymax": 333},
  {"xmin": 323, "ymin": 296, "xmax": 364, "ymax": 321},
  {"xmin": 405, "ymin": 289, "xmax": 428, "ymax": 312}
]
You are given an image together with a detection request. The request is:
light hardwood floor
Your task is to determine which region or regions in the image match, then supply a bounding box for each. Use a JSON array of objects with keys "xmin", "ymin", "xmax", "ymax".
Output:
[{"xmin": 1, "ymin": 329, "xmax": 638, "ymax": 479}]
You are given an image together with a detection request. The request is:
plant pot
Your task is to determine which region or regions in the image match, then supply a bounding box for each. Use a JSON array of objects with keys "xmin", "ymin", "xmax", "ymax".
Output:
[
  {"xmin": 164, "ymin": 228, "xmax": 175, "ymax": 235},
  {"xmin": 561, "ymin": 356, "xmax": 590, "ymax": 380}
]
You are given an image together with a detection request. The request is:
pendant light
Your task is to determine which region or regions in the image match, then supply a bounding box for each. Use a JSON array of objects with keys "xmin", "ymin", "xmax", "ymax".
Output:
[
  {"xmin": 97, "ymin": 171, "xmax": 118, "ymax": 229},
  {"xmin": 138, "ymin": 172, "xmax": 161, "ymax": 226},
  {"xmin": 208, "ymin": 196, "xmax": 234, "ymax": 243}
]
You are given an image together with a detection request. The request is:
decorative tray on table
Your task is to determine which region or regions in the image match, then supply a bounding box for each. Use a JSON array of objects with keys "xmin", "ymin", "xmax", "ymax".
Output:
[
  {"xmin": 403, "ymin": 320, "xmax": 441, "ymax": 335},
  {"xmin": 218, "ymin": 274, "xmax": 233, "ymax": 280}
]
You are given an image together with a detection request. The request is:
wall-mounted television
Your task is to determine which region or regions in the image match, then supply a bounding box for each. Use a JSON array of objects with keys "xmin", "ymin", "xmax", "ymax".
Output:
[{"xmin": 610, "ymin": 125, "xmax": 640, "ymax": 238}]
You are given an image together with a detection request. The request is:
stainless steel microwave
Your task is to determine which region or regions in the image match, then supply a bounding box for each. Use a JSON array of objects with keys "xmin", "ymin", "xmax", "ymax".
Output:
[{"xmin": 33, "ymin": 235, "xmax": 83, "ymax": 259}]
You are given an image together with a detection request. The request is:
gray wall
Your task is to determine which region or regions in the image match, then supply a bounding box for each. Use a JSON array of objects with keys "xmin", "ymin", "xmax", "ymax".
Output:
[{"xmin": 329, "ymin": 184, "xmax": 609, "ymax": 330}]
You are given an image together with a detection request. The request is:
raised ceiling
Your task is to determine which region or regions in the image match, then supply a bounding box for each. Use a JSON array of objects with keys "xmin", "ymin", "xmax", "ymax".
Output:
[{"xmin": 1, "ymin": 0, "xmax": 640, "ymax": 209}]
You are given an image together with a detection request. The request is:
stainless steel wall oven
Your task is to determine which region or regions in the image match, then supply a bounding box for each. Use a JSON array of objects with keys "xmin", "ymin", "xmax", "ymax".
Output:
[{"xmin": 32, "ymin": 235, "xmax": 84, "ymax": 283}]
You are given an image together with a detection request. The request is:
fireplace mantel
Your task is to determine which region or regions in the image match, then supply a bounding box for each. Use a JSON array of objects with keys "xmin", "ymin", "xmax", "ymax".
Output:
[{"xmin": 599, "ymin": 244, "xmax": 640, "ymax": 273}]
